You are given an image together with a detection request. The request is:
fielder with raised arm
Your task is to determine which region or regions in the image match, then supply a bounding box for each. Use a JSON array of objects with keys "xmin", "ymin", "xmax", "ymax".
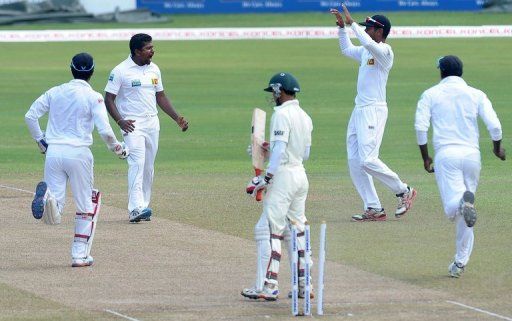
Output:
[
  {"xmin": 25, "ymin": 53, "xmax": 129, "ymax": 267},
  {"xmin": 244, "ymin": 72, "xmax": 313, "ymax": 301},
  {"xmin": 414, "ymin": 55, "xmax": 505, "ymax": 278},
  {"xmin": 105, "ymin": 33, "xmax": 189, "ymax": 223},
  {"xmin": 330, "ymin": 4, "xmax": 416, "ymax": 222}
]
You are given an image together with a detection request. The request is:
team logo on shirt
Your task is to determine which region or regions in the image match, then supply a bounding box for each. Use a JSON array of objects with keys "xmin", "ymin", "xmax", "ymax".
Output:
[
  {"xmin": 367, "ymin": 58, "xmax": 375, "ymax": 65},
  {"xmin": 98, "ymin": 98, "xmax": 104, "ymax": 104},
  {"xmin": 131, "ymin": 79, "xmax": 141, "ymax": 87},
  {"xmin": 108, "ymin": 74, "xmax": 114, "ymax": 81},
  {"xmin": 151, "ymin": 78, "xmax": 158, "ymax": 85},
  {"xmin": 274, "ymin": 130, "xmax": 284, "ymax": 136}
]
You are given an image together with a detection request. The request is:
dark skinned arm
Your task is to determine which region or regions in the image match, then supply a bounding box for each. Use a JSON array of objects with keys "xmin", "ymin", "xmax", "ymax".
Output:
[
  {"xmin": 105, "ymin": 92, "xmax": 135, "ymax": 133},
  {"xmin": 155, "ymin": 91, "xmax": 188, "ymax": 131},
  {"xmin": 419, "ymin": 144, "xmax": 434, "ymax": 173}
]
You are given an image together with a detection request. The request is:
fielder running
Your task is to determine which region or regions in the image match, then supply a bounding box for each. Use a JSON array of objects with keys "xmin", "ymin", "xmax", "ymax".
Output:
[
  {"xmin": 331, "ymin": 5, "xmax": 416, "ymax": 221},
  {"xmin": 105, "ymin": 33, "xmax": 189, "ymax": 223},
  {"xmin": 414, "ymin": 55, "xmax": 505, "ymax": 277},
  {"xmin": 245, "ymin": 72, "xmax": 313, "ymax": 300},
  {"xmin": 25, "ymin": 53, "xmax": 129, "ymax": 267}
]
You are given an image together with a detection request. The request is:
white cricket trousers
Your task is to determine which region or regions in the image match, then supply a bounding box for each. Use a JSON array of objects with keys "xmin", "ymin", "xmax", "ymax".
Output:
[
  {"xmin": 347, "ymin": 104, "xmax": 407, "ymax": 209},
  {"xmin": 44, "ymin": 144, "xmax": 94, "ymax": 214},
  {"xmin": 264, "ymin": 165, "xmax": 309, "ymax": 286},
  {"xmin": 123, "ymin": 117, "xmax": 159, "ymax": 212},
  {"xmin": 435, "ymin": 148, "xmax": 481, "ymax": 266}
]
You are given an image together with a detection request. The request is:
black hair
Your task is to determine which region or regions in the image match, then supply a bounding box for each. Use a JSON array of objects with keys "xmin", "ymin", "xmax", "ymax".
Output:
[
  {"xmin": 439, "ymin": 55, "xmax": 463, "ymax": 78},
  {"xmin": 70, "ymin": 52, "xmax": 94, "ymax": 81},
  {"xmin": 130, "ymin": 33, "xmax": 152, "ymax": 55}
]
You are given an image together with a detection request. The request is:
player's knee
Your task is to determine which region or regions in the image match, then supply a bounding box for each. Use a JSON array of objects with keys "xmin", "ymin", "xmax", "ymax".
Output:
[
  {"xmin": 254, "ymin": 224, "xmax": 270, "ymax": 242},
  {"xmin": 361, "ymin": 158, "xmax": 378, "ymax": 171}
]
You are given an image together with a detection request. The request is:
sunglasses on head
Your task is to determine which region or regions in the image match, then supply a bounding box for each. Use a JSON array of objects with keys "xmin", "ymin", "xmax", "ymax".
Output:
[{"xmin": 366, "ymin": 16, "xmax": 384, "ymax": 28}]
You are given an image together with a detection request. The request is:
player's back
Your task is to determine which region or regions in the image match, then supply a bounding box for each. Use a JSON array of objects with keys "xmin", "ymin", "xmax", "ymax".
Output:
[
  {"xmin": 281, "ymin": 101, "xmax": 313, "ymax": 166},
  {"xmin": 45, "ymin": 79, "xmax": 99, "ymax": 147},
  {"xmin": 427, "ymin": 77, "xmax": 483, "ymax": 152}
]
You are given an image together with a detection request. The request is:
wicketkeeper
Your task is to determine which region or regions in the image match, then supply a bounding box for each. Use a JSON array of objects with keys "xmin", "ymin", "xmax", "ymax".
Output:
[
  {"xmin": 245, "ymin": 72, "xmax": 313, "ymax": 301},
  {"xmin": 25, "ymin": 52, "xmax": 129, "ymax": 267}
]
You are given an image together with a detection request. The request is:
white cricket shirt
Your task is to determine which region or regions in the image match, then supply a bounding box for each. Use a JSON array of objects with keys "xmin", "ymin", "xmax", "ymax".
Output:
[
  {"xmin": 338, "ymin": 23, "xmax": 394, "ymax": 107},
  {"xmin": 105, "ymin": 56, "xmax": 164, "ymax": 118},
  {"xmin": 415, "ymin": 76, "xmax": 502, "ymax": 154},
  {"xmin": 25, "ymin": 79, "xmax": 116, "ymax": 147},
  {"xmin": 269, "ymin": 100, "xmax": 313, "ymax": 167}
]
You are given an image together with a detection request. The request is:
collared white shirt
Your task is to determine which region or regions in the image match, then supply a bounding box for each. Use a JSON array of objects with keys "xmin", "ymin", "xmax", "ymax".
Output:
[
  {"xmin": 25, "ymin": 79, "xmax": 115, "ymax": 147},
  {"xmin": 415, "ymin": 76, "xmax": 502, "ymax": 154},
  {"xmin": 338, "ymin": 23, "xmax": 394, "ymax": 107},
  {"xmin": 105, "ymin": 56, "xmax": 164, "ymax": 118},
  {"xmin": 269, "ymin": 99, "xmax": 313, "ymax": 167}
]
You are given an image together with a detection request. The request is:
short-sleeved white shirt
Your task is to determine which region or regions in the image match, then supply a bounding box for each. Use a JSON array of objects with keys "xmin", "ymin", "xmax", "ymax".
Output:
[
  {"xmin": 105, "ymin": 56, "xmax": 164, "ymax": 118},
  {"xmin": 269, "ymin": 99, "xmax": 313, "ymax": 167},
  {"xmin": 415, "ymin": 76, "xmax": 502, "ymax": 155},
  {"xmin": 25, "ymin": 79, "xmax": 114, "ymax": 147}
]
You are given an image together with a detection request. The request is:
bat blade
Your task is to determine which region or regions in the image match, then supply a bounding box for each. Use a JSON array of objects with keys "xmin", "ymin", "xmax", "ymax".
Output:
[{"xmin": 251, "ymin": 108, "xmax": 266, "ymax": 202}]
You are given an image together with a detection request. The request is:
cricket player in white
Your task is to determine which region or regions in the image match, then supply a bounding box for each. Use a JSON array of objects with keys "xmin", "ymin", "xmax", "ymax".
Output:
[
  {"xmin": 331, "ymin": 5, "xmax": 416, "ymax": 221},
  {"xmin": 105, "ymin": 33, "xmax": 189, "ymax": 223},
  {"xmin": 245, "ymin": 72, "xmax": 313, "ymax": 301},
  {"xmin": 415, "ymin": 55, "xmax": 505, "ymax": 278},
  {"xmin": 25, "ymin": 53, "xmax": 129, "ymax": 267}
]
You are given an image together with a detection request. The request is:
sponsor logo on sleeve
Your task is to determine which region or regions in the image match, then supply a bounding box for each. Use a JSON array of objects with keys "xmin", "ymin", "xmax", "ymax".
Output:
[
  {"xmin": 108, "ymin": 74, "xmax": 114, "ymax": 81},
  {"xmin": 97, "ymin": 98, "xmax": 104, "ymax": 104},
  {"xmin": 367, "ymin": 58, "xmax": 375, "ymax": 65},
  {"xmin": 131, "ymin": 79, "xmax": 141, "ymax": 87},
  {"xmin": 151, "ymin": 78, "xmax": 158, "ymax": 85},
  {"xmin": 274, "ymin": 130, "xmax": 284, "ymax": 136}
]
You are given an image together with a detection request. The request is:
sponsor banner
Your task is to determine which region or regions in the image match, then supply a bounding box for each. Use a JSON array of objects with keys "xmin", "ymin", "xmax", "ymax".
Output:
[
  {"xmin": 136, "ymin": 0, "xmax": 482, "ymax": 13},
  {"xmin": 0, "ymin": 26, "xmax": 511, "ymax": 42}
]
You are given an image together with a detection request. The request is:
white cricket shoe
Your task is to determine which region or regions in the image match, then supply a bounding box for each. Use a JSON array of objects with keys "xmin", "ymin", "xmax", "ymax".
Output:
[
  {"xmin": 258, "ymin": 283, "xmax": 279, "ymax": 301},
  {"xmin": 72, "ymin": 256, "xmax": 94, "ymax": 268},
  {"xmin": 395, "ymin": 186, "xmax": 417, "ymax": 217},
  {"xmin": 448, "ymin": 261, "xmax": 464, "ymax": 278},
  {"xmin": 240, "ymin": 286, "xmax": 262, "ymax": 300},
  {"xmin": 459, "ymin": 191, "xmax": 477, "ymax": 227},
  {"xmin": 129, "ymin": 208, "xmax": 144, "ymax": 223}
]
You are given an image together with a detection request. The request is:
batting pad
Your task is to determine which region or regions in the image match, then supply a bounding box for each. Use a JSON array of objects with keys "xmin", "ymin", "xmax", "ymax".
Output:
[
  {"xmin": 73, "ymin": 190, "xmax": 101, "ymax": 258},
  {"xmin": 43, "ymin": 196, "xmax": 61, "ymax": 225}
]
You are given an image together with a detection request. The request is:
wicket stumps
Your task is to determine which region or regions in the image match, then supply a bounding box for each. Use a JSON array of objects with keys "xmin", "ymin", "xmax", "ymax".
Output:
[
  {"xmin": 317, "ymin": 221, "xmax": 326, "ymax": 316},
  {"xmin": 291, "ymin": 221, "xmax": 325, "ymax": 317}
]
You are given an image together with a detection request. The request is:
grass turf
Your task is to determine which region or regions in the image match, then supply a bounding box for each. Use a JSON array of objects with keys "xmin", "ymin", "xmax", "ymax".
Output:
[{"xmin": 1, "ymin": 12, "xmax": 511, "ymax": 319}]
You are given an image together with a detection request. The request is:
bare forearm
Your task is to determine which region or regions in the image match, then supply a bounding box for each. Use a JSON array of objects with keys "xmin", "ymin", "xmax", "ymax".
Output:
[
  {"xmin": 157, "ymin": 95, "xmax": 179, "ymax": 121},
  {"xmin": 105, "ymin": 93, "xmax": 123, "ymax": 123}
]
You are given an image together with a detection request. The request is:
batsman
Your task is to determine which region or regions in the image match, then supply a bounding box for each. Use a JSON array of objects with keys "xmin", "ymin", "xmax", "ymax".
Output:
[{"xmin": 245, "ymin": 72, "xmax": 313, "ymax": 300}]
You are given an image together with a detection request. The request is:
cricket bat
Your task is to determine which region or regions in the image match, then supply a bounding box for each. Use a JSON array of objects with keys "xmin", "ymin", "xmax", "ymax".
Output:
[{"xmin": 251, "ymin": 108, "xmax": 266, "ymax": 202}]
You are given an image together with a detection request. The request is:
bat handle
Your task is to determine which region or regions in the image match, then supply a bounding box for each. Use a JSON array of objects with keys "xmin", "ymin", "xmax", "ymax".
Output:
[{"xmin": 254, "ymin": 168, "xmax": 263, "ymax": 202}]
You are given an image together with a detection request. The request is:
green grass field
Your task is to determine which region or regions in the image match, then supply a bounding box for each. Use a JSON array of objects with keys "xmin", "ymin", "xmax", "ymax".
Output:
[{"xmin": 1, "ymin": 11, "xmax": 511, "ymax": 320}]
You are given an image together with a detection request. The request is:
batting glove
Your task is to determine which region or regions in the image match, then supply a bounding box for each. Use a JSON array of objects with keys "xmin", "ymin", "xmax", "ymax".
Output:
[
  {"xmin": 37, "ymin": 138, "xmax": 48, "ymax": 154},
  {"xmin": 113, "ymin": 142, "xmax": 130, "ymax": 159},
  {"xmin": 246, "ymin": 175, "xmax": 272, "ymax": 197}
]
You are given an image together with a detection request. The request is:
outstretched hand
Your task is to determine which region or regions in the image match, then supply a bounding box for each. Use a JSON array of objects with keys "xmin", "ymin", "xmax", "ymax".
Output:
[
  {"xmin": 329, "ymin": 8, "xmax": 344, "ymax": 27},
  {"xmin": 341, "ymin": 3, "xmax": 354, "ymax": 25}
]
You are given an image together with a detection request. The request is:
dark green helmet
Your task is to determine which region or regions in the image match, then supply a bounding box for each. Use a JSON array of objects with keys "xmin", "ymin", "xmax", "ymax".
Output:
[{"xmin": 264, "ymin": 72, "xmax": 300, "ymax": 94}]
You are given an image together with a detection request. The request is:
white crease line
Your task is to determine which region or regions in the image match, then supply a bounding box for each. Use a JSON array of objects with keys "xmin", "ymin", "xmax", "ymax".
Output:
[
  {"xmin": 105, "ymin": 309, "xmax": 142, "ymax": 321},
  {"xmin": 447, "ymin": 300, "xmax": 512, "ymax": 321},
  {"xmin": 0, "ymin": 184, "xmax": 34, "ymax": 195}
]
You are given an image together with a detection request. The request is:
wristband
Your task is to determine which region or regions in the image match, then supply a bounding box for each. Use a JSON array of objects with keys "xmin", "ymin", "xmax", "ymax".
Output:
[{"xmin": 116, "ymin": 119, "xmax": 123, "ymax": 125}]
